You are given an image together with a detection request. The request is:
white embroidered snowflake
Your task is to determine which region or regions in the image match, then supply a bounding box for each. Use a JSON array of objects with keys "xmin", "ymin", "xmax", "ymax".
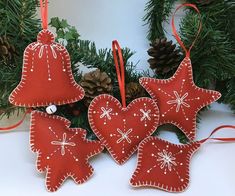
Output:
[
  {"xmin": 100, "ymin": 107, "xmax": 113, "ymax": 120},
  {"xmin": 116, "ymin": 128, "xmax": 133, "ymax": 144},
  {"xmin": 157, "ymin": 149, "xmax": 177, "ymax": 171},
  {"xmin": 167, "ymin": 91, "xmax": 190, "ymax": 112},
  {"xmin": 140, "ymin": 109, "xmax": 151, "ymax": 121},
  {"xmin": 51, "ymin": 133, "xmax": 76, "ymax": 156}
]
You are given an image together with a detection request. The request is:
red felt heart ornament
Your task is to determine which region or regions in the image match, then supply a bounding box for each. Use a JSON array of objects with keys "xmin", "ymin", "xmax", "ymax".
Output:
[
  {"xmin": 89, "ymin": 95, "xmax": 159, "ymax": 165},
  {"xmin": 88, "ymin": 41, "xmax": 160, "ymax": 164}
]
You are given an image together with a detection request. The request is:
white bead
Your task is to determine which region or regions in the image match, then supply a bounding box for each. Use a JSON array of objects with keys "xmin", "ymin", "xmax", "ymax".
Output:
[{"xmin": 46, "ymin": 105, "xmax": 57, "ymax": 114}]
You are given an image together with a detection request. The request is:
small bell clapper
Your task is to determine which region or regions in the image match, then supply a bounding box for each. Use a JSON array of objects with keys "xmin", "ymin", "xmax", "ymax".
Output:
[{"xmin": 46, "ymin": 105, "xmax": 57, "ymax": 114}]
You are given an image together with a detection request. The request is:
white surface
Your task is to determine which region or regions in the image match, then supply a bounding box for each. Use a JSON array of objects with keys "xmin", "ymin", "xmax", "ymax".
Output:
[{"xmin": 1, "ymin": 0, "xmax": 235, "ymax": 195}]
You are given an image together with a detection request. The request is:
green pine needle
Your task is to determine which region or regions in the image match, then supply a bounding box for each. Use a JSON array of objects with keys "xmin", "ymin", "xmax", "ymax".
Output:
[{"xmin": 143, "ymin": 0, "xmax": 177, "ymax": 41}]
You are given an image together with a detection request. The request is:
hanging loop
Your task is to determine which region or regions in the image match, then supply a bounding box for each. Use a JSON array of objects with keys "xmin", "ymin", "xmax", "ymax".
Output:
[
  {"xmin": 171, "ymin": 3, "xmax": 202, "ymax": 57},
  {"xmin": 112, "ymin": 40, "xmax": 126, "ymax": 108},
  {"xmin": 39, "ymin": 0, "xmax": 48, "ymax": 29}
]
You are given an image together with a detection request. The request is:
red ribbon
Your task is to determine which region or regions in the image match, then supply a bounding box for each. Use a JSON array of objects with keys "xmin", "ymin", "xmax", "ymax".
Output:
[
  {"xmin": 112, "ymin": 40, "xmax": 126, "ymax": 108},
  {"xmin": 39, "ymin": 0, "xmax": 48, "ymax": 29},
  {"xmin": 200, "ymin": 125, "xmax": 235, "ymax": 144},
  {"xmin": 172, "ymin": 3, "xmax": 202, "ymax": 57},
  {"xmin": 0, "ymin": 109, "xmax": 32, "ymax": 132}
]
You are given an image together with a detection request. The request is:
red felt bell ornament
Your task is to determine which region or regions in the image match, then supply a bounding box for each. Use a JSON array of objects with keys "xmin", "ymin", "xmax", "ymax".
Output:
[{"xmin": 9, "ymin": 0, "xmax": 84, "ymax": 108}]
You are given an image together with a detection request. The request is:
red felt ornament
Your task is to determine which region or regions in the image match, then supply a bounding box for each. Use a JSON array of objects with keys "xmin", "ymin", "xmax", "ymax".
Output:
[
  {"xmin": 88, "ymin": 41, "xmax": 160, "ymax": 165},
  {"xmin": 9, "ymin": 0, "xmax": 84, "ymax": 107},
  {"xmin": 130, "ymin": 125, "xmax": 235, "ymax": 192},
  {"xmin": 30, "ymin": 111, "xmax": 104, "ymax": 192},
  {"xmin": 140, "ymin": 4, "xmax": 221, "ymax": 141}
]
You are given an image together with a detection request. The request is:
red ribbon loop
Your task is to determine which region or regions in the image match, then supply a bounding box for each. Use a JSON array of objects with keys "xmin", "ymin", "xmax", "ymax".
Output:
[
  {"xmin": 172, "ymin": 3, "xmax": 202, "ymax": 57},
  {"xmin": 200, "ymin": 125, "xmax": 235, "ymax": 144},
  {"xmin": 39, "ymin": 0, "xmax": 48, "ymax": 29},
  {"xmin": 112, "ymin": 40, "xmax": 126, "ymax": 108}
]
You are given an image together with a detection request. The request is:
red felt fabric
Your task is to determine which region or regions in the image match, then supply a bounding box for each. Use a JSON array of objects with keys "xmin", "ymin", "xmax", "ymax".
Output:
[
  {"xmin": 9, "ymin": 29, "xmax": 84, "ymax": 107},
  {"xmin": 130, "ymin": 136, "xmax": 201, "ymax": 192},
  {"xmin": 30, "ymin": 111, "xmax": 104, "ymax": 192},
  {"xmin": 88, "ymin": 94, "xmax": 160, "ymax": 165}
]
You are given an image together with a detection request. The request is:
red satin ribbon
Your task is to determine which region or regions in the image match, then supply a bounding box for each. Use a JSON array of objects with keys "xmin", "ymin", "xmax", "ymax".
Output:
[
  {"xmin": 200, "ymin": 125, "xmax": 235, "ymax": 144},
  {"xmin": 172, "ymin": 3, "xmax": 202, "ymax": 57},
  {"xmin": 112, "ymin": 40, "xmax": 126, "ymax": 108},
  {"xmin": 39, "ymin": 0, "xmax": 48, "ymax": 29},
  {"xmin": 0, "ymin": 109, "xmax": 32, "ymax": 131}
]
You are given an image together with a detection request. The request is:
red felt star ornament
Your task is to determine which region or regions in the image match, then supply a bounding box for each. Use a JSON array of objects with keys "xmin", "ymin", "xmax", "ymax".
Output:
[
  {"xmin": 140, "ymin": 57, "xmax": 221, "ymax": 140},
  {"xmin": 140, "ymin": 4, "xmax": 221, "ymax": 141},
  {"xmin": 30, "ymin": 111, "xmax": 104, "ymax": 192}
]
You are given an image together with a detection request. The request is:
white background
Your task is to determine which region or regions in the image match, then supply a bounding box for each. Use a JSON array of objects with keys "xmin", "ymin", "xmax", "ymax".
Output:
[{"xmin": 0, "ymin": 0, "xmax": 235, "ymax": 196}]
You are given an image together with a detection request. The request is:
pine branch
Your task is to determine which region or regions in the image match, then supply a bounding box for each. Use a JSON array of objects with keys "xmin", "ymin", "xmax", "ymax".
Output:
[
  {"xmin": 0, "ymin": 0, "xmax": 40, "ymax": 46},
  {"xmin": 50, "ymin": 17, "xmax": 141, "ymax": 84},
  {"xmin": 0, "ymin": 0, "xmax": 40, "ymax": 117},
  {"xmin": 143, "ymin": 0, "xmax": 177, "ymax": 41},
  {"xmin": 224, "ymin": 78, "xmax": 235, "ymax": 112},
  {"xmin": 180, "ymin": 1, "xmax": 235, "ymax": 112}
]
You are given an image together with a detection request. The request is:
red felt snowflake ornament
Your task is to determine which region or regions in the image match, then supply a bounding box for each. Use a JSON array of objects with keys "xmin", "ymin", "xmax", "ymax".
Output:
[
  {"xmin": 130, "ymin": 125, "xmax": 235, "ymax": 192},
  {"xmin": 30, "ymin": 111, "xmax": 104, "ymax": 192},
  {"xmin": 88, "ymin": 41, "xmax": 160, "ymax": 164},
  {"xmin": 140, "ymin": 4, "xmax": 221, "ymax": 141}
]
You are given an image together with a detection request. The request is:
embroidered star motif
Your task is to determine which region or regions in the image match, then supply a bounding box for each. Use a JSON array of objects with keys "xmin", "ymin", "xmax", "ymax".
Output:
[
  {"xmin": 156, "ymin": 149, "xmax": 177, "ymax": 171},
  {"xmin": 140, "ymin": 109, "xmax": 151, "ymax": 121},
  {"xmin": 51, "ymin": 132, "xmax": 76, "ymax": 156},
  {"xmin": 116, "ymin": 128, "xmax": 133, "ymax": 144},
  {"xmin": 100, "ymin": 107, "xmax": 112, "ymax": 120},
  {"xmin": 140, "ymin": 57, "xmax": 221, "ymax": 140},
  {"xmin": 30, "ymin": 111, "xmax": 104, "ymax": 192},
  {"xmin": 167, "ymin": 91, "xmax": 190, "ymax": 112}
]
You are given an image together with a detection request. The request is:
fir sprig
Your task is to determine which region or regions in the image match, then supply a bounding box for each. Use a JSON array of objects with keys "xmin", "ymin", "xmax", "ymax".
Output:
[
  {"xmin": 0, "ymin": 0, "xmax": 40, "ymax": 117},
  {"xmin": 180, "ymin": 1, "xmax": 235, "ymax": 111},
  {"xmin": 143, "ymin": 0, "xmax": 177, "ymax": 41}
]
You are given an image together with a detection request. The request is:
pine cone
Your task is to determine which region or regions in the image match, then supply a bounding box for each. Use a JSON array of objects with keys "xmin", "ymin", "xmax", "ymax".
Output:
[
  {"xmin": 148, "ymin": 38, "xmax": 182, "ymax": 77},
  {"xmin": 126, "ymin": 82, "xmax": 146, "ymax": 103},
  {"xmin": 80, "ymin": 69, "xmax": 113, "ymax": 106},
  {"xmin": 0, "ymin": 35, "xmax": 17, "ymax": 61}
]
